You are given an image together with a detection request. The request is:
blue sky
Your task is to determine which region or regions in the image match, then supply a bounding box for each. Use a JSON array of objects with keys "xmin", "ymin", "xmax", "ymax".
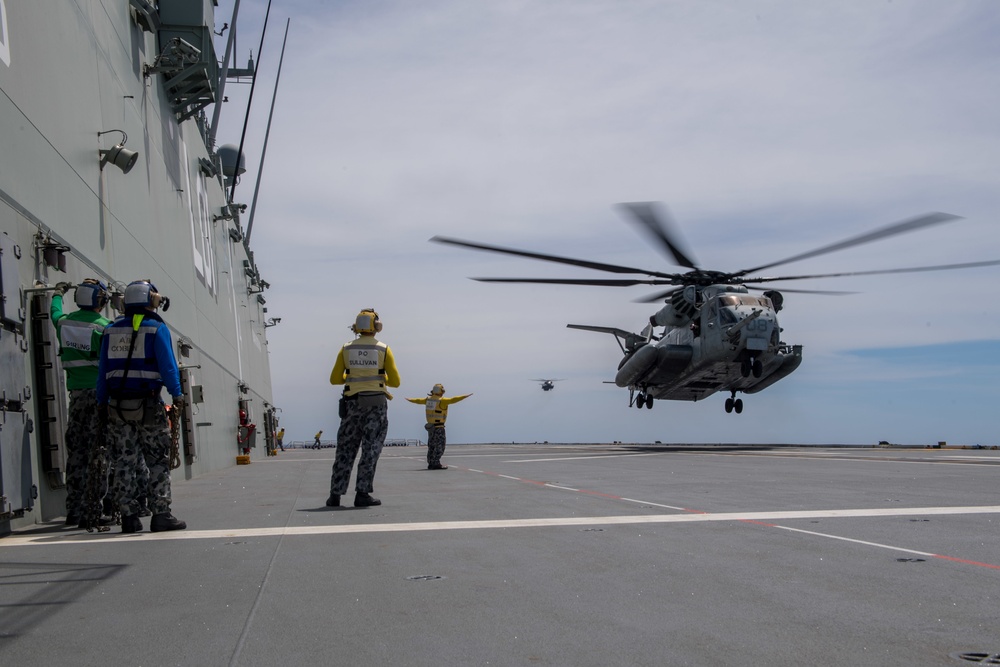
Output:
[{"xmin": 216, "ymin": 0, "xmax": 1000, "ymax": 446}]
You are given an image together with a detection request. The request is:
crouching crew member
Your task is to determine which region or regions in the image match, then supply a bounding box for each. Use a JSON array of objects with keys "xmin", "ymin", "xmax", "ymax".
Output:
[
  {"xmin": 97, "ymin": 280, "xmax": 187, "ymax": 533},
  {"xmin": 327, "ymin": 309, "xmax": 400, "ymax": 508},
  {"xmin": 51, "ymin": 279, "xmax": 112, "ymax": 526},
  {"xmin": 406, "ymin": 385, "xmax": 472, "ymax": 470}
]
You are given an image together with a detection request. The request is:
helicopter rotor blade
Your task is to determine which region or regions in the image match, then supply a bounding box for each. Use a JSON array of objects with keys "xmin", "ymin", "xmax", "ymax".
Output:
[
  {"xmin": 615, "ymin": 202, "xmax": 699, "ymax": 269},
  {"xmin": 632, "ymin": 287, "xmax": 683, "ymax": 303},
  {"xmin": 471, "ymin": 277, "xmax": 679, "ymax": 287},
  {"xmin": 735, "ymin": 212, "xmax": 963, "ymax": 276},
  {"xmin": 745, "ymin": 285, "xmax": 858, "ymax": 295},
  {"xmin": 744, "ymin": 258, "xmax": 1000, "ymax": 284},
  {"xmin": 430, "ymin": 236, "xmax": 676, "ymax": 278}
]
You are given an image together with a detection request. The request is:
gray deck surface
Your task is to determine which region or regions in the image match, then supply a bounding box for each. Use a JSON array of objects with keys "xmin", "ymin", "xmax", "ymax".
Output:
[{"xmin": 2, "ymin": 443, "xmax": 998, "ymax": 666}]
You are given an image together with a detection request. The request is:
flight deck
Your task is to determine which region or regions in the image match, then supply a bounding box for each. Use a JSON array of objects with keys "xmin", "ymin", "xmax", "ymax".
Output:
[{"xmin": 2, "ymin": 443, "xmax": 998, "ymax": 666}]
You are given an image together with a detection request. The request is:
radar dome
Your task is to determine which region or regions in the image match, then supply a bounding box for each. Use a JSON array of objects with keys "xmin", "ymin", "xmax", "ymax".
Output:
[{"xmin": 218, "ymin": 144, "xmax": 246, "ymax": 179}]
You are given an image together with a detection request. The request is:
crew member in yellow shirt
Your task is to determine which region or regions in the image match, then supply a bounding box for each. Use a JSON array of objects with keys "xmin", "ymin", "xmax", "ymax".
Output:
[
  {"xmin": 406, "ymin": 384, "xmax": 472, "ymax": 470},
  {"xmin": 327, "ymin": 308, "xmax": 401, "ymax": 507}
]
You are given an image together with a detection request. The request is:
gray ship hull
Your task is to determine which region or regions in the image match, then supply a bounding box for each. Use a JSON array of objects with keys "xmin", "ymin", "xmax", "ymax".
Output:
[{"xmin": 0, "ymin": 0, "xmax": 277, "ymax": 531}]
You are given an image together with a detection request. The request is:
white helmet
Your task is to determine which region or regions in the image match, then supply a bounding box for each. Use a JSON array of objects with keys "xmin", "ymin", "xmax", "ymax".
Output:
[
  {"xmin": 124, "ymin": 280, "xmax": 169, "ymax": 310},
  {"xmin": 74, "ymin": 279, "xmax": 108, "ymax": 309}
]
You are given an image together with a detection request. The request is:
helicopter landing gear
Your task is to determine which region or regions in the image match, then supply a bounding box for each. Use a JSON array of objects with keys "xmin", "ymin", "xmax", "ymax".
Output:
[
  {"xmin": 740, "ymin": 356, "xmax": 763, "ymax": 378},
  {"xmin": 633, "ymin": 391, "xmax": 654, "ymax": 409},
  {"xmin": 724, "ymin": 391, "xmax": 744, "ymax": 414}
]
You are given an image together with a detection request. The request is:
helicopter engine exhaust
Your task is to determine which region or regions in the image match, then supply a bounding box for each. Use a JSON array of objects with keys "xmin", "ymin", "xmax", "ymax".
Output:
[{"xmin": 650, "ymin": 286, "xmax": 698, "ymax": 328}]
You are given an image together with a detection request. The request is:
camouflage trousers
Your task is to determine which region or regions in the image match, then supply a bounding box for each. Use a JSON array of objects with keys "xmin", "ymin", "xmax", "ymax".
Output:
[
  {"xmin": 107, "ymin": 401, "xmax": 172, "ymax": 517},
  {"xmin": 426, "ymin": 425, "xmax": 447, "ymax": 466},
  {"xmin": 64, "ymin": 389, "xmax": 102, "ymax": 517},
  {"xmin": 330, "ymin": 399, "xmax": 388, "ymax": 495}
]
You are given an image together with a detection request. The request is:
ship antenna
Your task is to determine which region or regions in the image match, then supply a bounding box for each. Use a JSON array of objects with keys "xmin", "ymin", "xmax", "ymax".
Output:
[
  {"xmin": 228, "ymin": 0, "xmax": 272, "ymax": 205},
  {"xmin": 208, "ymin": 0, "xmax": 242, "ymax": 151},
  {"xmin": 244, "ymin": 18, "xmax": 289, "ymax": 247}
]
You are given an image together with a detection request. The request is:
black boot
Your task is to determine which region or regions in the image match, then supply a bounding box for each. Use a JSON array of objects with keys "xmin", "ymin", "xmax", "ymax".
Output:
[
  {"xmin": 121, "ymin": 514, "xmax": 143, "ymax": 534},
  {"xmin": 325, "ymin": 494, "xmax": 340, "ymax": 507},
  {"xmin": 137, "ymin": 496, "xmax": 152, "ymax": 517},
  {"xmin": 354, "ymin": 492, "xmax": 381, "ymax": 507},
  {"xmin": 150, "ymin": 512, "xmax": 187, "ymax": 532},
  {"xmin": 65, "ymin": 514, "xmax": 81, "ymax": 526}
]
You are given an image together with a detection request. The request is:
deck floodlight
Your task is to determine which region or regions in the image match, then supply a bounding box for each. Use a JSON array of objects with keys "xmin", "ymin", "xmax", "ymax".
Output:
[{"xmin": 98, "ymin": 129, "xmax": 138, "ymax": 174}]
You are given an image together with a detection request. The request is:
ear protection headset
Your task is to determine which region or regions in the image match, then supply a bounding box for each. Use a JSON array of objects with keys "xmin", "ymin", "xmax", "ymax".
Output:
[
  {"xmin": 352, "ymin": 308, "xmax": 382, "ymax": 335},
  {"xmin": 74, "ymin": 279, "xmax": 109, "ymax": 310},
  {"xmin": 430, "ymin": 384, "xmax": 445, "ymax": 396}
]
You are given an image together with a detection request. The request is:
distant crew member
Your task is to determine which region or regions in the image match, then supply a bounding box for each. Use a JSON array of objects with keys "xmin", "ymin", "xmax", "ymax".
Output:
[
  {"xmin": 97, "ymin": 280, "xmax": 187, "ymax": 533},
  {"xmin": 51, "ymin": 279, "xmax": 112, "ymax": 527},
  {"xmin": 276, "ymin": 427, "xmax": 285, "ymax": 451},
  {"xmin": 313, "ymin": 430, "xmax": 323, "ymax": 449},
  {"xmin": 327, "ymin": 308, "xmax": 400, "ymax": 508},
  {"xmin": 406, "ymin": 384, "xmax": 472, "ymax": 470}
]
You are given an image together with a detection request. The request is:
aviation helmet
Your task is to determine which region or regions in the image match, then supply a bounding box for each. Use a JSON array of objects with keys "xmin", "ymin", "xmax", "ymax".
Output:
[
  {"xmin": 124, "ymin": 280, "xmax": 168, "ymax": 311},
  {"xmin": 74, "ymin": 278, "xmax": 109, "ymax": 310},
  {"xmin": 352, "ymin": 308, "xmax": 382, "ymax": 335},
  {"xmin": 430, "ymin": 384, "xmax": 445, "ymax": 396}
]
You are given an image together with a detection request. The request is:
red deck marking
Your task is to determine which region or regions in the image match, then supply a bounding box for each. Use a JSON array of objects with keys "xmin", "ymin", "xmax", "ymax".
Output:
[{"xmin": 931, "ymin": 554, "xmax": 1000, "ymax": 570}]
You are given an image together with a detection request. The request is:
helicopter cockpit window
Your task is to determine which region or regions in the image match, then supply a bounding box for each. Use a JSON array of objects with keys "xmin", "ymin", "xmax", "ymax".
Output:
[
  {"xmin": 720, "ymin": 295, "xmax": 772, "ymax": 309},
  {"xmin": 720, "ymin": 307, "xmax": 738, "ymax": 325}
]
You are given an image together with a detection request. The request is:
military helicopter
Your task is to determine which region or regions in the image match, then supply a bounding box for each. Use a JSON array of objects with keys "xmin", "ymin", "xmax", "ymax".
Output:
[
  {"xmin": 432, "ymin": 203, "xmax": 1000, "ymax": 414},
  {"xmin": 532, "ymin": 378, "xmax": 564, "ymax": 391}
]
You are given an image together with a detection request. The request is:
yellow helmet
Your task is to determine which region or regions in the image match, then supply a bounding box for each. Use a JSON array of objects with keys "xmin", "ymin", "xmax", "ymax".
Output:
[
  {"xmin": 430, "ymin": 384, "xmax": 445, "ymax": 396},
  {"xmin": 352, "ymin": 308, "xmax": 382, "ymax": 335}
]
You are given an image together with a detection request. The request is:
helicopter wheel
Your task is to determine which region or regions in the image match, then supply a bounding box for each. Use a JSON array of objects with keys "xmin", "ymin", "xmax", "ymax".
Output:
[
  {"xmin": 734, "ymin": 398, "xmax": 744, "ymax": 414},
  {"xmin": 725, "ymin": 397, "xmax": 734, "ymax": 413},
  {"xmin": 645, "ymin": 396, "xmax": 653, "ymax": 409},
  {"xmin": 740, "ymin": 359, "xmax": 751, "ymax": 378},
  {"xmin": 635, "ymin": 393, "xmax": 646, "ymax": 409},
  {"xmin": 752, "ymin": 359, "xmax": 763, "ymax": 378}
]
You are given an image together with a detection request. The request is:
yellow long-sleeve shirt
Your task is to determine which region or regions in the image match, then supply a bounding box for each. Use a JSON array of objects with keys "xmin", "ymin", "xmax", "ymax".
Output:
[{"xmin": 406, "ymin": 393, "xmax": 472, "ymax": 426}]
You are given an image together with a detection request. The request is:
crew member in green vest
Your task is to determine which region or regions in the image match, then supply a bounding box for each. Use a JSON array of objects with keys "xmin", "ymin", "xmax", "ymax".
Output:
[{"xmin": 51, "ymin": 279, "xmax": 112, "ymax": 527}]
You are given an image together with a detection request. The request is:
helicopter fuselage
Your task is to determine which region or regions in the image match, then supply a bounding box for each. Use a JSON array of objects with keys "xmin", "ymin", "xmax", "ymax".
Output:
[{"xmin": 613, "ymin": 285, "xmax": 802, "ymax": 403}]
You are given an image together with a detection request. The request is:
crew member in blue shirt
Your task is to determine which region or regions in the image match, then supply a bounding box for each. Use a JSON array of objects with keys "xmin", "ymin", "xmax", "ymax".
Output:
[{"xmin": 97, "ymin": 280, "xmax": 187, "ymax": 533}]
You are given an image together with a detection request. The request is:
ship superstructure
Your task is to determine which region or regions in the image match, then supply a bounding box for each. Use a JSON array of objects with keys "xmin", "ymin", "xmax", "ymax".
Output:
[{"xmin": 0, "ymin": 0, "xmax": 279, "ymax": 532}]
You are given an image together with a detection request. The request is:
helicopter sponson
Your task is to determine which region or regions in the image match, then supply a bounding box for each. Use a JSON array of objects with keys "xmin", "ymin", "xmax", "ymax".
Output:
[{"xmin": 615, "ymin": 343, "xmax": 691, "ymax": 387}]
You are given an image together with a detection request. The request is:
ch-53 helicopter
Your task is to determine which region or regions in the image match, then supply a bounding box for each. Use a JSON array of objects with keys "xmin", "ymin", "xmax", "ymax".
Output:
[
  {"xmin": 432, "ymin": 203, "xmax": 1000, "ymax": 414},
  {"xmin": 532, "ymin": 379, "xmax": 564, "ymax": 391}
]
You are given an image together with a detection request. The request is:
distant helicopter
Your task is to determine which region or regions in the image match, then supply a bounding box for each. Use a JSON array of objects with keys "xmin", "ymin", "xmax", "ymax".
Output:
[
  {"xmin": 432, "ymin": 203, "xmax": 1000, "ymax": 414},
  {"xmin": 532, "ymin": 378, "xmax": 564, "ymax": 391}
]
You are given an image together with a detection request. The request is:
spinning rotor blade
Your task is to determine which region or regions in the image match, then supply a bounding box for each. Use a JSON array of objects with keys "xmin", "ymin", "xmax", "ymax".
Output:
[
  {"xmin": 472, "ymin": 277, "xmax": 678, "ymax": 287},
  {"xmin": 430, "ymin": 236, "xmax": 676, "ymax": 278},
  {"xmin": 616, "ymin": 202, "xmax": 699, "ymax": 269},
  {"xmin": 633, "ymin": 287, "xmax": 683, "ymax": 304},
  {"xmin": 745, "ymin": 285, "xmax": 857, "ymax": 295},
  {"xmin": 736, "ymin": 212, "xmax": 962, "ymax": 276},
  {"xmin": 744, "ymin": 258, "xmax": 1000, "ymax": 284}
]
